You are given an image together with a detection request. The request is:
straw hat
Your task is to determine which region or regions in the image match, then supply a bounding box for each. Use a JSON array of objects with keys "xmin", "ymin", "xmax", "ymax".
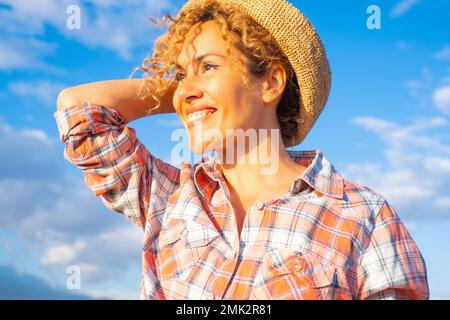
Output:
[{"xmin": 177, "ymin": 0, "xmax": 331, "ymax": 147}]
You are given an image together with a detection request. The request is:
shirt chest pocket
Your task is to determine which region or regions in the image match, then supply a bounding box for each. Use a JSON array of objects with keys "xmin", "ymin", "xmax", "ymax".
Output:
[
  {"xmin": 251, "ymin": 248, "xmax": 339, "ymax": 300},
  {"xmin": 158, "ymin": 218, "xmax": 220, "ymax": 282}
]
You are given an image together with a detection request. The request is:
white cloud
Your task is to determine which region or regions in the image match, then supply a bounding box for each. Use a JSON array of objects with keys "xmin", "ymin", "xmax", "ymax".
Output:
[
  {"xmin": 8, "ymin": 80, "xmax": 66, "ymax": 106},
  {"xmin": 98, "ymin": 225, "xmax": 142, "ymax": 252},
  {"xmin": 0, "ymin": 119, "xmax": 143, "ymax": 297},
  {"xmin": 423, "ymin": 156, "xmax": 450, "ymax": 174},
  {"xmin": 350, "ymin": 116, "xmax": 450, "ymax": 153},
  {"xmin": 433, "ymin": 86, "xmax": 450, "ymax": 115},
  {"xmin": 0, "ymin": 0, "xmax": 66, "ymax": 35},
  {"xmin": 389, "ymin": 0, "xmax": 420, "ymax": 18},
  {"xmin": 0, "ymin": 123, "xmax": 61, "ymax": 181},
  {"xmin": 403, "ymin": 67, "xmax": 433, "ymax": 111},
  {"xmin": 342, "ymin": 158, "xmax": 432, "ymax": 209},
  {"xmin": 1, "ymin": 0, "xmax": 177, "ymax": 67},
  {"xmin": 350, "ymin": 117, "xmax": 398, "ymax": 133},
  {"xmin": 83, "ymin": 287, "xmax": 140, "ymax": 300},
  {"xmin": 0, "ymin": 37, "xmax": 59, "ymax": 71},
  {"xmin": 433, "ymin": 45, "xmax": 450, "ymax": 61},
  {"xmin": 0, "ymin": 1, "xmax": 65, "ymax": 72},
  {"xmin": 38, "ymin": 224, "xmax": 142, "ymax": 282},
  {"xmin": 345, "ymin": 115, "xmax": 450, "ymax": 219},
  {"xmin": 21, "ymin": 129, "xmax": 52, "ymax": 144},
  {"xmin": 65, "ymin": 0, "xmax": 176, "ymax": 60},
  {"xmin": 42, "ymin": 240, "xmax": 88, "ymax": 266},
  {"xmin": 434, "ymin": 197, "xmax": 450, "ymax": 209}
]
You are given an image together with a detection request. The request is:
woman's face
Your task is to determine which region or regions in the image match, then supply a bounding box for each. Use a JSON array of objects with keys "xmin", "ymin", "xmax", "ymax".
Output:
[{"xmin": 173, "ymin": 20, "xmax": 268, "ymax": 155}]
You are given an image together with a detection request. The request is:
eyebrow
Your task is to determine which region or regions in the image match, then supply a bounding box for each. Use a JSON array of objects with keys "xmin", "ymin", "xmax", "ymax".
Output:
[{"xmin": 174, "ymin": 53, "xmax": 226, "ymax": 71}]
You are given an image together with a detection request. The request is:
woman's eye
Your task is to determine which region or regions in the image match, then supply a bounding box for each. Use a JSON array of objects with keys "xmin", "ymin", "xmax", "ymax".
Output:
[
  {"xmin": 174, "ymin": 72, "xmax": 185, "ymax": 82},
  {"xmin": 202, "ymin": 62, "xmax": 218, "ymax": 72},
  {"xmin": 173, "ymin": 63, "xmax": 217, "ymax": 82}
]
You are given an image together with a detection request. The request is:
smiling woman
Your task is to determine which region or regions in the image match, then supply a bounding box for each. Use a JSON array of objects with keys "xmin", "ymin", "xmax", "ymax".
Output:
[
  {"xmin": 54, "ymin": 0, "xmax": 429, "ymax": 300},
  {"xmin": 172, "ymin": 20, "xmax": 288, "ymax": 157},
  {"xmin": 139, "ymin": 1, "xmax": 303, "ymax": 149}
]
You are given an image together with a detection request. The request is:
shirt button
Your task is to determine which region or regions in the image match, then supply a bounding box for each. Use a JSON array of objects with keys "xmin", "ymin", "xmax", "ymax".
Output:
[
  {"xmin": 288, "ymin": 256, "xmax": 306, "ymax": 273},
  {"xmin": 254, "ymin": 200, "xmax": 265, "ymax": 210},
  {"xmin": 291, "ymin": 261, "xmax": 304, "ymax": 272},
  {"xmin": 289, "ymin": 180, "xmax": 302, "ymax": 193}
]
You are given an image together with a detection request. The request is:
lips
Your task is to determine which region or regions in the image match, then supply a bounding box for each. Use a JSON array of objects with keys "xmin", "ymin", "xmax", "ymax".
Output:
[
  {"xmin": 186, "ymin": 108, "xmax": 217, "ymax": 128},
  {"xmin": 188, "ymin": 107, "xmax": 217, "ymax": 115},
  {"xmin": 185, "ymin": 106, "xmax": 217, "ymax": 116}
]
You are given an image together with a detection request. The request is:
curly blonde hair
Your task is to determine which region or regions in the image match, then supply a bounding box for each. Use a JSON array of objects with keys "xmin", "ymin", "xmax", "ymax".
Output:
[{"xmin": 136, "ymin": 0, "xmax": 300, "ymax": 147}]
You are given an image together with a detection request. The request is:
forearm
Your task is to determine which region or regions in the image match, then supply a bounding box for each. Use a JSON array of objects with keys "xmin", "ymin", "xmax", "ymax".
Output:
[{"xmin": 56, "ymin": 78, "xmax": 176, "ymax": 123}]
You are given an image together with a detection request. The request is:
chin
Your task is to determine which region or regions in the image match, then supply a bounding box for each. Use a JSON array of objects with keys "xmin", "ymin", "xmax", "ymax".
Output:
[{"xmin": 188, "ymin": 136, "xmax": 220, "ymax": 156}]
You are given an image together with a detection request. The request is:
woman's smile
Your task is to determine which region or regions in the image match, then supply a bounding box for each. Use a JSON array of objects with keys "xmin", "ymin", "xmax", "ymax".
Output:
[{"xmin": 186, "ymin": 108, "xmax": 217, "ymax": 128}]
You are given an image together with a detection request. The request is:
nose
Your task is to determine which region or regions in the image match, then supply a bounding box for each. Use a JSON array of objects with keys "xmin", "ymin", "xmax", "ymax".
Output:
[{"xmin": 175, "ymin": 75, "xmax": 204, "ymax": 111}]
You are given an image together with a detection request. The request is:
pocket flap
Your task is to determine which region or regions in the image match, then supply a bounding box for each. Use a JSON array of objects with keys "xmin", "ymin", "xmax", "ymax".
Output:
[
  {"xmin": 292, "ymin": 263, "xmax": 336, "ymax": 288},
  {"xmin": 263, "ymin": 248, "xmax": 336, "ymax": 288},
  {"xmin": 160, "ymin": 218, "xmax": 185, "ymax": 245},
  {"xmin": 160, "ymin": 219, "xmax": 219, "ymax": 247}
]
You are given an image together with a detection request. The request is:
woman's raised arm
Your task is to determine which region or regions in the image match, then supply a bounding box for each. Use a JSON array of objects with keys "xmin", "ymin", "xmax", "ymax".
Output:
[
  {"xmin": 56, "ymin": 77, "xmax": 177, "ymax": 123},
  {"xmin": 53, "ymin": 77, "xmax": 181, "ymax": 231}
]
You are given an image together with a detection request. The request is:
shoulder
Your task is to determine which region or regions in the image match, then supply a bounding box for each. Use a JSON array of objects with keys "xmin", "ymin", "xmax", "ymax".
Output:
[{"xmin": 336, "ymin": 176, "xmax": 393, "ymax": 227}]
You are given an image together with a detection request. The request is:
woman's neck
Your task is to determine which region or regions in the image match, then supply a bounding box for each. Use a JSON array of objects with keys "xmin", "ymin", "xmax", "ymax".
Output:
[{"xmin": 215, "ymin": 129, "xmax": 307, "ymax": 200}]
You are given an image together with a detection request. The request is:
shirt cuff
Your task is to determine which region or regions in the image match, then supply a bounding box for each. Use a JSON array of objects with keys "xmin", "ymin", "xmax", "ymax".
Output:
[{"xmin": 53, "ymin": 101, "xmax": 125, "ymax": 143}]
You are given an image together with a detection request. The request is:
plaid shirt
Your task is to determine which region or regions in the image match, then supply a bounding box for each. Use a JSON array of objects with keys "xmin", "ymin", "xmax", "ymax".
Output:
[{"xmin": 54, "ymin": 102, "xmax": 429, "ymax": 300}]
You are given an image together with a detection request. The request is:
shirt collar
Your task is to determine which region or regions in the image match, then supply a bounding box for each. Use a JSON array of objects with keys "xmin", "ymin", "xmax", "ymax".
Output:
[
  {"xmin": 285, "ymin": 150, "xmax": 344, "ymax": 199},
  {"xmin": 193, "ymin": 149, "xmax": 344, "ymax": 200}
]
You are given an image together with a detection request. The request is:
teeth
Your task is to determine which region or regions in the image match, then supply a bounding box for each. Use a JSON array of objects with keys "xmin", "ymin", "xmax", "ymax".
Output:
[{"xmin": 187, "ymin": 110, "xmax": 214, "ymax": 122}]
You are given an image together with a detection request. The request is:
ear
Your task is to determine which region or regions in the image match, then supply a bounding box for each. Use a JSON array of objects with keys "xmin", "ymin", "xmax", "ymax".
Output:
[{"xmin": 261, "ymin": 63, "xmax": 287, "ymax": 105}]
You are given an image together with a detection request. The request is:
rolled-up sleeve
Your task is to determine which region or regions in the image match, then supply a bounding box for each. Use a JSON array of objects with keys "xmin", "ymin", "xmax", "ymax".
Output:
[
  {"xmin": 53, "ymin": 102, "xmax": 180, "ymax": 231},
  {"xmin": 357, "ymin": 201, "xmax": 429, "ymax": 300}
]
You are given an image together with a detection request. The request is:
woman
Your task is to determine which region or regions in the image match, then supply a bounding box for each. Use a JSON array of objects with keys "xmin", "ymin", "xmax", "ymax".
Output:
[{"xmin": 55, "ymin": 0, "xmax": 429, "ymax": 299}]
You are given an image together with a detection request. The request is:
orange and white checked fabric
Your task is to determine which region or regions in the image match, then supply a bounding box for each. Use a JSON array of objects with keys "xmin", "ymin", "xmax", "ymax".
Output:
[{"xmin": 54, "ymin": 102, "xmax": 429, "ymax": 300}]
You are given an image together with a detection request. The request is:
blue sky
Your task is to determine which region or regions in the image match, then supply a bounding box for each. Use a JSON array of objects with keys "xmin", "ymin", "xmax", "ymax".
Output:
[{"xmin": 0, "ymin": 0, "xmax": 449, "ymax": 299}]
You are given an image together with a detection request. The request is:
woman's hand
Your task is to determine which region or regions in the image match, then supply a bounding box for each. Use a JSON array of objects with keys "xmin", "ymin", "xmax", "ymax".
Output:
[{"xmin": 56, "ymin": 78, "xmax": 177, "ymax": 124}]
